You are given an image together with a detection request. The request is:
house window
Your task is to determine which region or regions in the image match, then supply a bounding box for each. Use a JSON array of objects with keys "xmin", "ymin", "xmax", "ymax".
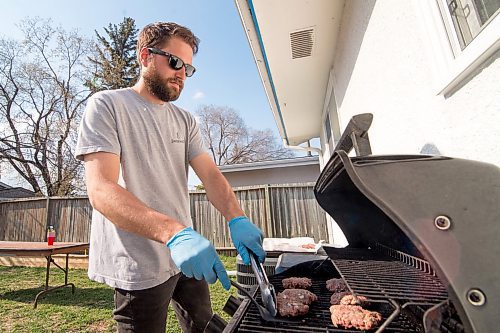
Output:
[
  {"xmin": 418, "ymin": 0, "xmax": 500, "ymax": 95},
  {"xmin": 324, "ymin": 112, "xmax": 337, "ymax": 156},
  {"xmin": 325, "ymin": 113, "xmax": 332, "ymax": 145},
  {"xmin": 446, "ymin": 0, "xmax": 500, "ymax": 50}
]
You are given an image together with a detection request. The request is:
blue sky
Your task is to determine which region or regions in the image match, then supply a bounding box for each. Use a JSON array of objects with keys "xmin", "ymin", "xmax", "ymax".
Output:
[
  {"xmin": 0, "ymin": 0, "xmax": 282, "ymax": 187},
  {"xmin": 0, "ymin": 0, "xmax": 275, "ymax": 131}
]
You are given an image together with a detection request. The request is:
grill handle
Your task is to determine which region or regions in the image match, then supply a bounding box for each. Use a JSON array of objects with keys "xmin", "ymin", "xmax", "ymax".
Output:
[
  {"xmin": 223, "ymin": 295, "xmax": 241, "ymax": 317},
  {"xmin": 203, "ymin": 313, "xmax": 227, "ymax": 333},
  {"xmin": 333, "ymin": 113, "xmax": 372, "ymax": 156}
]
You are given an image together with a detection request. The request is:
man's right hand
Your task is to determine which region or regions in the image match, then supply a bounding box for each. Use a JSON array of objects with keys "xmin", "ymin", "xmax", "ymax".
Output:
[{"xmin": 166, "ymin": 227, "xmax": 231, "ymax": 290}]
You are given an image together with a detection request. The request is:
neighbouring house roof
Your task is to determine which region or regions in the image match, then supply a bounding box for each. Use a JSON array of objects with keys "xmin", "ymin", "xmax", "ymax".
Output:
[
  {"xmin": 218, "ymin": 156, "xmax": 320, "ymax": 187},
  {"xmin": 0, "ymin": 181, "xmax": 36, "ymax": 200},
  {"xmin": 0, "ymin": 182, "xmax": 11, "ymax": 191},
  {"xmin": 218, "ymin": 156, "xmax": 319, "ymax": 173}
]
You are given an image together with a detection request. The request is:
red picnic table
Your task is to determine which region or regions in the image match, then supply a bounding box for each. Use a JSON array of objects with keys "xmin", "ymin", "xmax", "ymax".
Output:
[{"xmin": 0, "ymin": 241, "xmax": 89, "ymax": 308}]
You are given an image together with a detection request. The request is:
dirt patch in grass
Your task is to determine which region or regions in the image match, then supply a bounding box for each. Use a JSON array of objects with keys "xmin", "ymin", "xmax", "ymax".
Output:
[{"xmin": 86, "ymin": 320, "xmax": 115, "ymax": 332}]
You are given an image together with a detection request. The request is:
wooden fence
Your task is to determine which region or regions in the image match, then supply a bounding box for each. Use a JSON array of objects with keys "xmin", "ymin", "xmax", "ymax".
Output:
[
  {"xmin": 0, "ymin": 183, "xmax": 328, "ymax": 247},
  {"xmin": 0, "ymin": 197, "xmax": 92, "ymax": 243}
]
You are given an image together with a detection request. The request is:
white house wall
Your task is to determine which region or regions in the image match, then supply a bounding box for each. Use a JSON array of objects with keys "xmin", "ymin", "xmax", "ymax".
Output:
[{"xmin": 329, "ymin": 0, "xmax": 500, "ymax": 166}]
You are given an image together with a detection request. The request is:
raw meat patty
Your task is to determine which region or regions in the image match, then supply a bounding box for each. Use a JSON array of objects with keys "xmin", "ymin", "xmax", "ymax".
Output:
[
  {"xmin": 330, "ymin": 305, "xmax": 382, "ymax": 330},
  {"xmin": 330, "ymin": 291, "xmax": 350, "ymax": 305},
  {"xmin": 340, "ymin": 294, "xmax": 369, "ymax": 306}
]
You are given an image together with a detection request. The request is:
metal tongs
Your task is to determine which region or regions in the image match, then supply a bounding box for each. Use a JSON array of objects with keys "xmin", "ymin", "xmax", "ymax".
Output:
[
  {"xmin": 249, "ymin": 253, "xmax": 277, "ymax": 317},
  {"xmin": 228, "ymin": 253, "xmax": 298, "ymax": 323}
]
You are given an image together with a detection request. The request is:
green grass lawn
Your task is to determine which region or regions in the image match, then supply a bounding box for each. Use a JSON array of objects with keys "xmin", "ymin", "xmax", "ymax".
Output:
[{"xmin": 0, "ymin": 255, "xmax": 237, "ymax": 333}]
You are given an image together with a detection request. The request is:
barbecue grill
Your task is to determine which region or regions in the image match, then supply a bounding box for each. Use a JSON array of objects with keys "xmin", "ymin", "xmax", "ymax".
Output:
[{"xmin": 206, "ymin": 114, "xmax": 500, "ymax": 333}]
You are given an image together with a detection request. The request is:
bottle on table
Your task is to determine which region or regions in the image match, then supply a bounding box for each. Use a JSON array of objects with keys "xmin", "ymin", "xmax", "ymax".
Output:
[{"xmin": 47, "ymin": 226, "xmax": 55, "ymax": 246}]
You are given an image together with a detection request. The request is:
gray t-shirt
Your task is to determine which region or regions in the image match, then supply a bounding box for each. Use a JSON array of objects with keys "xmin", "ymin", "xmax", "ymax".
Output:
[{"xmin": 75, "ymin": 88, "xmax": 206, "ymax": 290}]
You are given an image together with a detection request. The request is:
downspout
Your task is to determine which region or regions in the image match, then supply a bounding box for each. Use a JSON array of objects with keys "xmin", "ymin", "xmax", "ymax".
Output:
[
  {"xmin": 283, "ymin": 140, "xmax": 347, "ymax": 246},
  {"xmin": 283, "ymin": 140, "xmax": 324, "ymax": 166}
]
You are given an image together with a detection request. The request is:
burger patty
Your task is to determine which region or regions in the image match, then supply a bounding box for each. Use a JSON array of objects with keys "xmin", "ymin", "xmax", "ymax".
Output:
[
  {"xmin": 277, "ymin": 301, "xmax": 310, "ymax": 317},
  {"xmin": 276, "ymin": 289, "xmax": 318, "ymax": 317},
  {"xmin": 282, "ymin": 277, "xmax": 312, "ymax": 289},
  {"xmin": 278, "ymin": 289, "xmax": 318, "ymax": 305},
  {"xmin": 326, "ymin": 278, "xmax": 347, "ymax": 293},
  {"xmin": 330, "ymin": 305, "xmax": 382, "ymax": 330}
]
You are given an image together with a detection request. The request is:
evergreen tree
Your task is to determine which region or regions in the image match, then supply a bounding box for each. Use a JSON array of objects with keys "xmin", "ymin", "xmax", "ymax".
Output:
[{"xmin": 88, "ymin": 17, "xmax": 139, "ymax": 92}]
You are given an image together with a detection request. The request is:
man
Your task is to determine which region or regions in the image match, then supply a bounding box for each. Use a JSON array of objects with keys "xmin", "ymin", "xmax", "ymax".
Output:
[{"xmin": 75, "ymin": 22, "xmax": 265, "ymax": 333}]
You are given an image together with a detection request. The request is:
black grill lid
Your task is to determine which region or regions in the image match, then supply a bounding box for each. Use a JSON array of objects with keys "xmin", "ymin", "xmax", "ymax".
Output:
[{"xmin": 314, "ymin": 150, "xmax": 500, "ymax": 333}]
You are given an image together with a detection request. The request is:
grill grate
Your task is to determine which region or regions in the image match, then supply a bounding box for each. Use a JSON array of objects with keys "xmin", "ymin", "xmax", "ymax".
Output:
[
  {"xmin": 333, "ymin": 260, "xmax": 448, "ymax": 303},
  {"xmin": 233, "ymin": 261, "xmax": 426, "ymax": 333},
  {"xmin": 324, "ymin": 247, "xmax": 448, "ymax": 305},
  {"xmin": 227, "ymin": 248, "xmax": 454, "ymax": 332}
]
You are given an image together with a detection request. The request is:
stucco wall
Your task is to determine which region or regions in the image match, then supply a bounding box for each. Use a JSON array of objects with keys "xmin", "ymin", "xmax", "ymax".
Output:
[
  {"xmin": 221, "ymin": 164, "xmax": 320, "ymax": 187},
  {"xmin": 330, "ymin": 0, "xmax": 500, "ymax": 166}
]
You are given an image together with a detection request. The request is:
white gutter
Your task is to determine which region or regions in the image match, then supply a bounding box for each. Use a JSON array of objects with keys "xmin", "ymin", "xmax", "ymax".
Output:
[
  {"xmin": 235, "ymin": 0, "xmax": 325, "ymax": 163},
  {"xmin": 234, "ymin": 0, "xmax": 290, "ymax": 144}
]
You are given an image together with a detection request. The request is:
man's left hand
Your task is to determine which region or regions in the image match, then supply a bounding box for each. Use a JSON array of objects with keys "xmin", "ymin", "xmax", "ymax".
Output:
[{"xmin": 228, "ymin": 216, "xmax": 266, "ymax": 265}]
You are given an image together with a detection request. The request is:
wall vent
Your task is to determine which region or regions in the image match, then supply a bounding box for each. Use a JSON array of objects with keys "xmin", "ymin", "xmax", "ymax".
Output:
[{"xmin": 290, "ymin": 28, "xmax": 314, "ymax": 59}]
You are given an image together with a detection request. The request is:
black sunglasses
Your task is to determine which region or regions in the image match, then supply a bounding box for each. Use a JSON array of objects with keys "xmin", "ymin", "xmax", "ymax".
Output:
[{"xmin": 147, "ymin": 47, "xmax": 196, "ymax": 77}]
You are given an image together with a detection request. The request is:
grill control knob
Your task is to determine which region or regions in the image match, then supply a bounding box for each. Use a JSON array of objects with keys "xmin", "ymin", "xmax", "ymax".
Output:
[{"xmin": 434, "ymin": 215, "xmax": 451, "ymax": 230}]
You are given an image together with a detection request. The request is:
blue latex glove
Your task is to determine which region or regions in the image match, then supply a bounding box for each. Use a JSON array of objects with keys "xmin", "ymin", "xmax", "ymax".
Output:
[
  {"xmin": 167, "ymin": 227, "xmax": 230, "ymax": 290},
  {"xmin": 228, "ymin": 216, "xmax": 266, "ymax": 265}
]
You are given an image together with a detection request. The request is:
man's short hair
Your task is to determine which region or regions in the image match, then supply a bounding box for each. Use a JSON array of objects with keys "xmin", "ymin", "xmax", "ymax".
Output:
[{"xmin": 136, "ymin": 22, "xmax": 200, "ymax": 63}]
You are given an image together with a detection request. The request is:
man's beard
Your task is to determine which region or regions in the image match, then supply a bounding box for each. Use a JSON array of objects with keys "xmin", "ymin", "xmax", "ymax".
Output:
[{"xmin": 143, "ymin": 64, "xmax": 183, "ymax": 102}]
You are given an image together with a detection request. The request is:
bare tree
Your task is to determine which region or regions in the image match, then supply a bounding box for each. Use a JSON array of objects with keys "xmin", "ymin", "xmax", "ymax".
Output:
[
  {"xmin": 0, "ymin": 17, "xmax": 95, "ymax": 196},
  {"xmin": 196, "ymin": 105, "xmax": 294, "ymax": 165}
]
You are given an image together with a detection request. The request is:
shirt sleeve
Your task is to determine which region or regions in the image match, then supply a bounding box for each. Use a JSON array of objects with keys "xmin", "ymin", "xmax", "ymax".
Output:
[
  {"xmin": 187, "ymin": 112, "xmax": 207, "ymax": 161},
  {"xmin": 75, "ymin": 92, "xmax": 121, "ymax": 161}
]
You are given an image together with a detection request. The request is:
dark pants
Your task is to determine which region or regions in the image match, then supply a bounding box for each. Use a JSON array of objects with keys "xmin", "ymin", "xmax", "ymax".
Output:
[{"xmin": 113, "ymin": 273, "xmax": 213, "ymax": 333}]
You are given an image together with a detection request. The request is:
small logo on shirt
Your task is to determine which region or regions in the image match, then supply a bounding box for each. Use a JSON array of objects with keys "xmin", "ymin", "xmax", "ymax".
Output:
[{"xmin": 171, "ymin": 132, "xmax": 185, "ymax": 143}]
